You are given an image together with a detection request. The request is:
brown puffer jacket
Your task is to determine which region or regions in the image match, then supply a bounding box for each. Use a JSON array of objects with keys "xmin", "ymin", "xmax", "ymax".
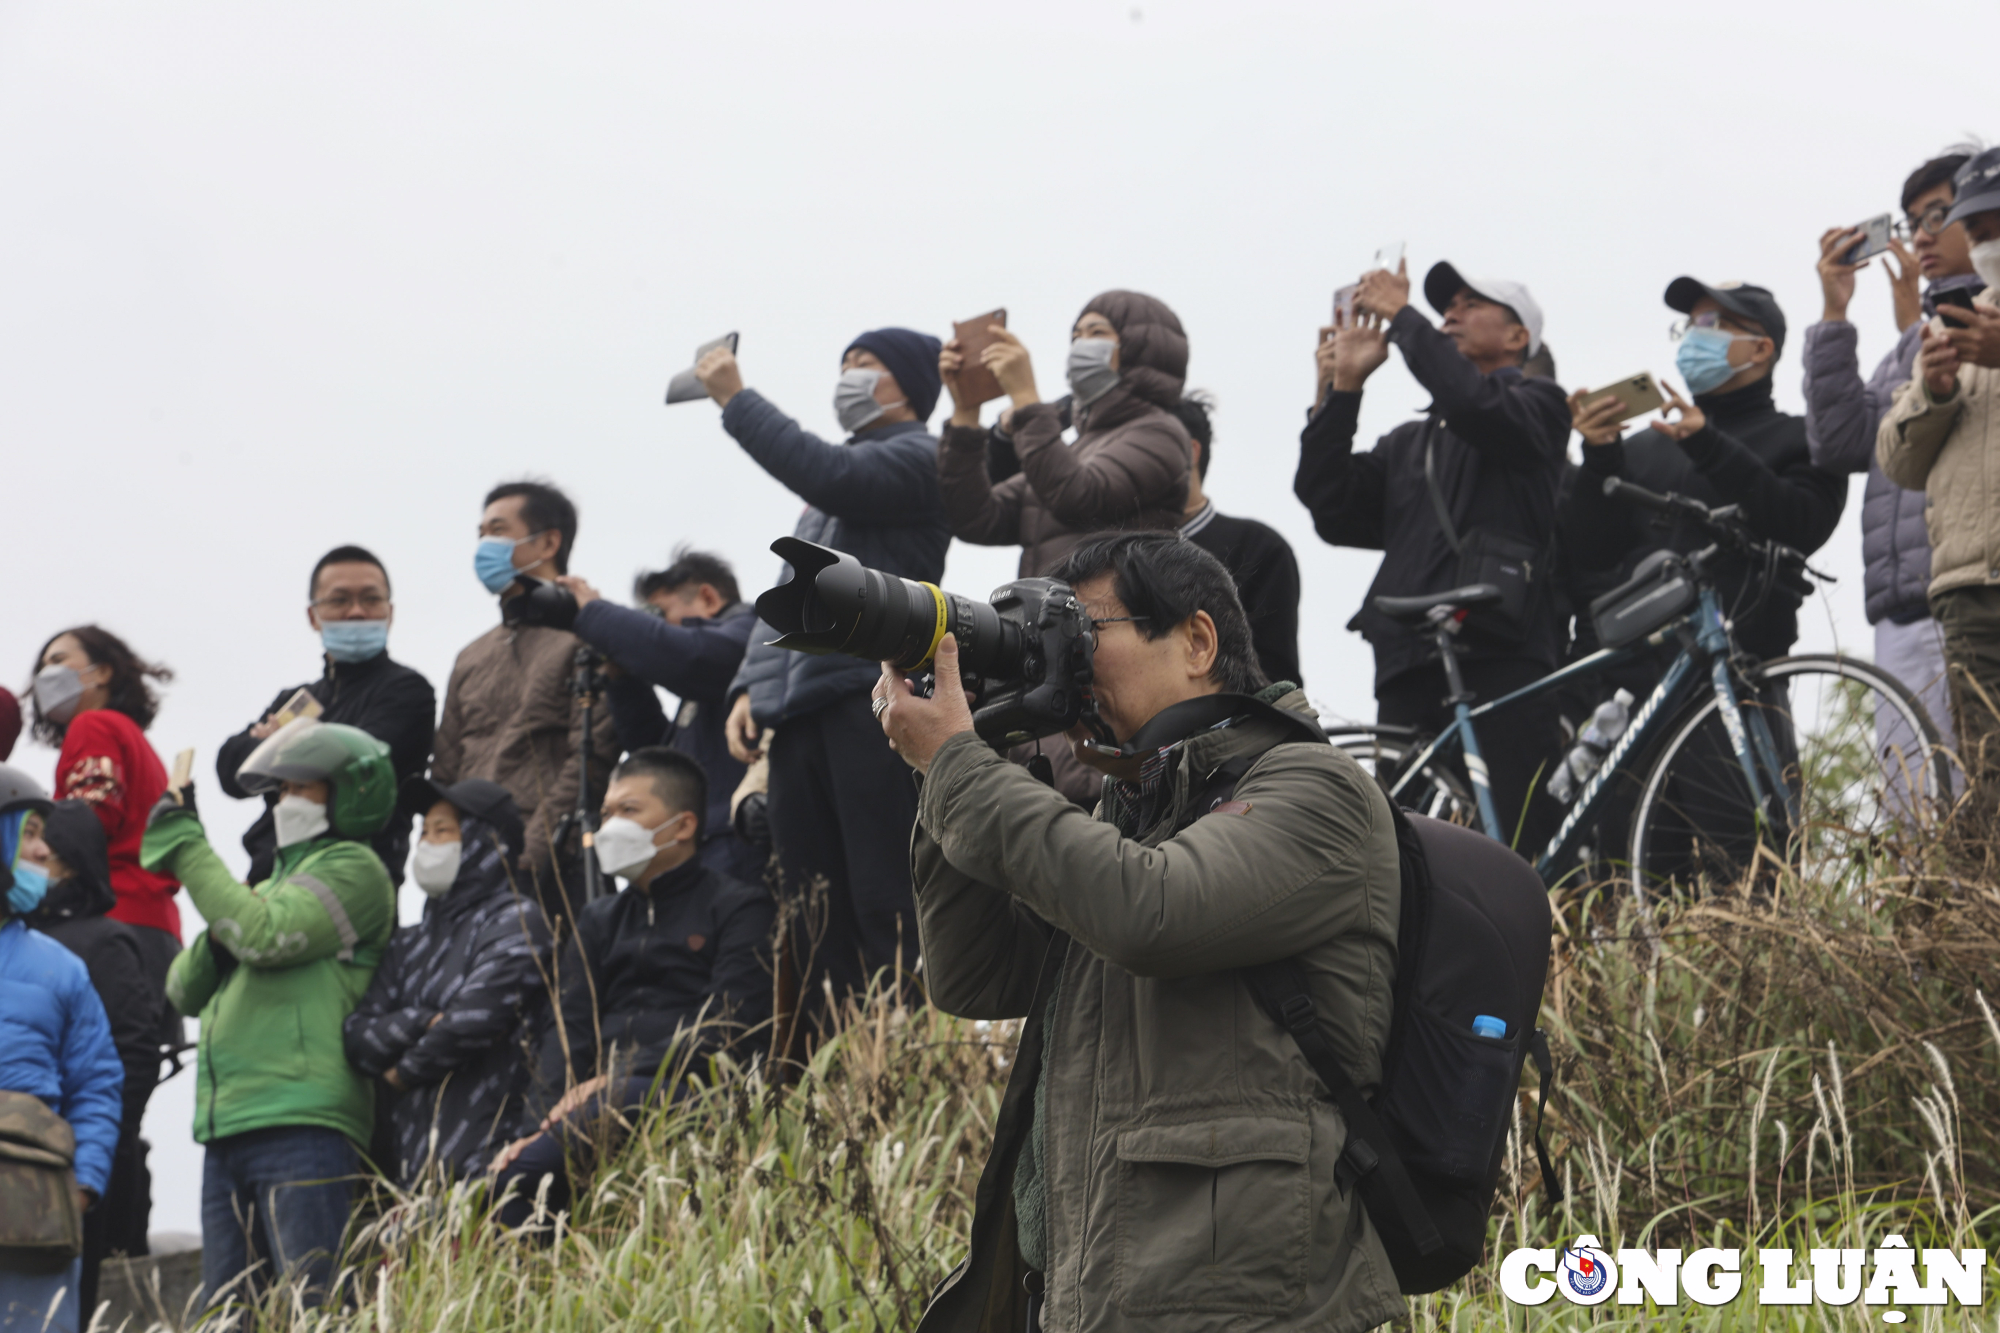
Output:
[
  {"xmin": 431, "ymin": 619, "xmax": 621, "ymax": 881},
  {"xmin": 940, "ymin": 290, "xmax": 1193, "ymax": 576}
]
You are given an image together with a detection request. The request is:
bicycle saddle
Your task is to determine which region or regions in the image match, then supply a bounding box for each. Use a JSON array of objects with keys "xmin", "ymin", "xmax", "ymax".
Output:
[{"xmin": 1371, "ymin": 583, "xmax": 1503, "ymax": 624}]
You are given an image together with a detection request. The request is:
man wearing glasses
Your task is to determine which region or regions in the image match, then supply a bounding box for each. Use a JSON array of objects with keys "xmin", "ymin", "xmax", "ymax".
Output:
[
  {"xmin": 216, "ymin": 545, "xmax": 436, "ymax": 887},
  {"xmin": 1566, "ymin": 279, "xmax": 1847, "ymax": 697},
  {"xmin": 1801, "ymin": 145, "xmax": 1986, "ymax": 798}
]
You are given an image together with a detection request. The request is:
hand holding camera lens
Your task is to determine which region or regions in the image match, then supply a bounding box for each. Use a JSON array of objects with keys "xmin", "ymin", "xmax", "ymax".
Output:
[{"xmin": 876, "ymin": 634, "xmax": 976, "ymax": 774}]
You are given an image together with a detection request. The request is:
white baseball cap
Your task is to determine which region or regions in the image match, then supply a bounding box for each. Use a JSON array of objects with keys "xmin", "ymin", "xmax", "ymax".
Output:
[{"xmin": 1424, "ymin": 261, "xmax": 1544, "ymax": 358}]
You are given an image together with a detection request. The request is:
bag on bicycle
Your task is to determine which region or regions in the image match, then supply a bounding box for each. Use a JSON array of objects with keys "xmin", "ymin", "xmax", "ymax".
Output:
[
  {"xmin": 1590, "ymin": 549, "xmax": 1696, "ymax": 650},
  {"xmin": 1213, "ymin": 765, "xmax": 1560, "ymax": 1293}
]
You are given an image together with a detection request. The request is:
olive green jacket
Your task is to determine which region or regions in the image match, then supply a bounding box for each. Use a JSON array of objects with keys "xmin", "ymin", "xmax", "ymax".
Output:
[{"xmin": 912, "ymin": 693, "xmax": 1404, "ymax": 1333}]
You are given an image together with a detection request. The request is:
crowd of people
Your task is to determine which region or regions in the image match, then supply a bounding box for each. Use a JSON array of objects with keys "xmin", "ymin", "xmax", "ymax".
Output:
[{"xmin": 5, "ymin": 138, "xmax": 2000, "ymax": 1333}]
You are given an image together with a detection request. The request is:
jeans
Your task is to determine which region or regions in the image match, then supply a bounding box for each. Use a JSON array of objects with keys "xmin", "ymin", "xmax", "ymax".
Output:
[
  {"xmin": 199, "ymin": 1126, "xmax": 357, "ymax": 1312},
  {"xmin": 1876, "ymin": 615, "xmax": 1957, "ymax": 816},
  {"xmin": 0, "ymin": 1259, "xmax": 81, "ymax": 1333}
]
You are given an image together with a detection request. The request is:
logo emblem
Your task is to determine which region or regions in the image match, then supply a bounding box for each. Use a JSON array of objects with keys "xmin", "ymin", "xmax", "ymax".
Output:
[{"xmin": 1557, "ymin": 1235, "xmax": 1617, "ymax": 1305}]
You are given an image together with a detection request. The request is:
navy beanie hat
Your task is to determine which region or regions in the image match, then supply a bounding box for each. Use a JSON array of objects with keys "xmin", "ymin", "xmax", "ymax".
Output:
[{"xmin": 844, "ymin": 328, "xmax": 943, "ymax": 423}]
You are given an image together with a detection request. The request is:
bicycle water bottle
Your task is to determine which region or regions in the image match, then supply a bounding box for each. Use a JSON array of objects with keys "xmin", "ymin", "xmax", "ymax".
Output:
[{"xmin": 1546, "ymin": 689, "xmax": 1635, "ymax": 804}]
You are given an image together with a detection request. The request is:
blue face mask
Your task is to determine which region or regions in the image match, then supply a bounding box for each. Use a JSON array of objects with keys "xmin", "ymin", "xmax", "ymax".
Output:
[
  {"xmin": 474, "ymin": 535, "xmax": 543, "ymax": 594},
  {"xmin": 320, "ymin": 619, "xmax": 389, "ymax": 663},
  {"xmin": 1674, "ymin": 327, "xmax": 1750, "ymax": 397},
  {"xmin": 7, "ymin": 862, "xmax": 49, "ymax": 914}
]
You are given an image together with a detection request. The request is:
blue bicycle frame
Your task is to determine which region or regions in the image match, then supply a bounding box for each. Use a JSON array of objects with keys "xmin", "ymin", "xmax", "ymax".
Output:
[{"xmin": 1385, "ymin": 586, "xmax": 1800, "ymax": 882}]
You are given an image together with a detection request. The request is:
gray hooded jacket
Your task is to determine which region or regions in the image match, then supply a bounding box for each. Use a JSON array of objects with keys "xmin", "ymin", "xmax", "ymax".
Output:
[{"xmin": 1801, "ymin": 273, "xmax": 1985, "ymax": 624}]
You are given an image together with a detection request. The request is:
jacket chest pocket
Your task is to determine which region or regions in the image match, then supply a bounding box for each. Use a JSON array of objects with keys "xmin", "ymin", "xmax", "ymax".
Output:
[{"xmin": 1112, "ymin": 1115, "xmax": 1310, "ymax": 1315}]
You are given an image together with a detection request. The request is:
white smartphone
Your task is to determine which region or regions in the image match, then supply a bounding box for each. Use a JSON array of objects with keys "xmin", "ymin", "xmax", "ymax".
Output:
[{"xmin": 1370, "ymin": 241, "xmax": 1405, "ymax": 273}]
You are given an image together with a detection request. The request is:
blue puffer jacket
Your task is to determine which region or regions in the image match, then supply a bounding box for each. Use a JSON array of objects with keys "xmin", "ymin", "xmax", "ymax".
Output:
[
  {"xmin": 721, "ymin": 390, "xmax": 952, "ymax": 726},
  {"xmin": 0, "ymin": 916, "xmax": 124, "ymax": 1196},
  {"xmin": 1802, "ymin": 274, "xmax": 1986, "ymax": 625}
]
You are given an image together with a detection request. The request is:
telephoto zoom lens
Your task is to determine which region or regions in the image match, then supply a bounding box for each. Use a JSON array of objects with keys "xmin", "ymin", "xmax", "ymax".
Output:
[{"xmin": 756, "ymin": 538, "xmax": 1018, "ymax": 673}]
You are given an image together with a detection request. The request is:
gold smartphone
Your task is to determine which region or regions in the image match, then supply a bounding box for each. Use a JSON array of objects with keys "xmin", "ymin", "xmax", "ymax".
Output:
[
  {"xmin": 170, "ymin": 748, "xmax": 195, "ymax": 792},
  {"xmin": 269, "ymin": 688, "xmax": 325, "ymax": 729},
  {"xmin": 1582, "ymin": 372, "xmax": 1667, "ymax": 423}
]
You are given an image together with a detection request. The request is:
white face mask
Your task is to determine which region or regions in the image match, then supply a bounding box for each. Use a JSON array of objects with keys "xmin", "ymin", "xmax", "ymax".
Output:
[
  {"xmin": 274, "ymin": 794, "xmax": 330, "ymax": 848},
  {"xmin": 32, "ymin": 664, "xmax": 87, "ymax": 726},
  {"xmin": 1970, "ymin": 239, "xmax": 2000, "ymax": 295},
  {"xmin": 1065, "ymin": 337, "xmax": 1120, "ymax": 408},
  {"xmin": 594, "ymin": 815, "xmax": 678, "ymax": 880},
  {"xmin": 410, "ymin": 840, "xmax": 462, "ymax": 897}
]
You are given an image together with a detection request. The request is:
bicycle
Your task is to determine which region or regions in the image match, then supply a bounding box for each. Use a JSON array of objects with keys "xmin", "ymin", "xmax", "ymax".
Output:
[{"xmin": 1325, "ymin": 476, "xmax": 1954, "ymax": 900}]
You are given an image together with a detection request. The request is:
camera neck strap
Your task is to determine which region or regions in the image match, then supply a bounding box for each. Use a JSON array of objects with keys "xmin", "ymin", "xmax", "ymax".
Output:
[{"xmin": 1422, "ymin": 422, "xmax": 1463, "ymax": 556}]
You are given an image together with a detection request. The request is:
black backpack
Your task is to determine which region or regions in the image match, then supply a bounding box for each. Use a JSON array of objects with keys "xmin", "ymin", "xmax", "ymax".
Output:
[{"xmin": 1186, "ymin": 703, "xmax": 1560, "ymax": 1295}]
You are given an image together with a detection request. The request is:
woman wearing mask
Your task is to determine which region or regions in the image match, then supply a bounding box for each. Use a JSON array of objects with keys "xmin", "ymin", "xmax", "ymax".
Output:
[
  {"xmin": 937, "ymin": 291, "xmax": 1194, "ymax": 577},
  {"xmin": 27, "ymin": 627, "xmax": 182, "ymax": 1041},
  {"xmin": 0, "ymin": 767, "xmax": 124, "ymax": 1333},
  {"xmin": 343, "ymin": 778, "xmax": 551, "ymax": 1184},
  {"xmin": 19, "ymin": 801, "xmax": 161, "ymax": 1322}
]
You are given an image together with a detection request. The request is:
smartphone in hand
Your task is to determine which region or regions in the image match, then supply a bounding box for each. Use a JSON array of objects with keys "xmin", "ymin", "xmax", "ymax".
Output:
[
  {"xmin": 269, "ymin": 688, "xmax": 325, "ymax": 730},
  {"xmin": 1581, "ymin": 372, "xmax": 1667, "ymax": 423},
  {"xmin": 1370, "ymin": 242, "xmax": 1405, "ymax": 273},
  {"xmin": 1842, "ymin": 215, "xmax": 1892, "ymax": 266},
  {"xmin": 1333, "ymin": 284, "xmax": 1359, "ymax": 325},
  {"xmin": 950, "ymin": 308, "xmax": 1009, "ymax": 406}
]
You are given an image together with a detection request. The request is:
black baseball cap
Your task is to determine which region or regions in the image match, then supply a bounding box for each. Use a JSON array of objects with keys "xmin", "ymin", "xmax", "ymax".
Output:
[
  {"xmin": 1946, "ymin": 146, "xmax": 2000, "ymax": 226},
  {"xmin": 401, "ymin": 775, "xmax": 525, "ymax": 858},
  {"xmin": 1664, "ymin": 277, "xmax": 1786, "ymax": 358}
]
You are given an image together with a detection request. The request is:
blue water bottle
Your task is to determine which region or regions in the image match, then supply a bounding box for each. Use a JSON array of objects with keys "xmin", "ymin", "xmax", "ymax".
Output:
[{"xmin": 1472, "ymin": 1015, "xmax": 1506, "ymax": 1039}]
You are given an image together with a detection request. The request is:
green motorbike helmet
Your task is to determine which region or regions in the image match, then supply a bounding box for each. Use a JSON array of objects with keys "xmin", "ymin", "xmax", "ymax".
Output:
[{"xmin": 236, "ymin": 718, "xmax": 396, "ymax": 838}]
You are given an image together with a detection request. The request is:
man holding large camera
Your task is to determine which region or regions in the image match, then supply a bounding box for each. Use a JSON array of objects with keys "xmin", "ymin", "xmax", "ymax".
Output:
[
  {"xmin": 698, "ymin": 330, "xmax": 951, "ymax": 1022},
  {"xmin": 875, "ymin": 532, "xmax": 1402, "ymax": 1333},
  {"xmin": 1295, "ymin": 258, "xmax": 1567, "ymax": 844},
  {"xmin": 432, "ymin": 480, "xmax": 621, "ymax": 920}
]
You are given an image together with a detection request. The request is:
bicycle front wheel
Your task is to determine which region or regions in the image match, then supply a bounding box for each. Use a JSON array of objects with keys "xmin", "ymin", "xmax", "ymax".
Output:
[
  {"xmin": 1626, "ymin": 653, "xmax": 1951, "ymax": 901},
  {"xmin": 1326, "ymin": 726, "xmax": 1475, "ymax": 825}
]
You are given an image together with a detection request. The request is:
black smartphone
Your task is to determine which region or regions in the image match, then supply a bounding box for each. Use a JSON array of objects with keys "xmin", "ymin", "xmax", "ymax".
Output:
[{"xmin": 1934, "ymin": 289, "xmax": 1976, "ymax": 314}]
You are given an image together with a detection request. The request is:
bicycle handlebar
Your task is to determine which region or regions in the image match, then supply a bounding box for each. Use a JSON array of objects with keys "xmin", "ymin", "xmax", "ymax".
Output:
[{"xmin": 1600, "ymin": 475, "xmax": 1823, "ymax": 596}]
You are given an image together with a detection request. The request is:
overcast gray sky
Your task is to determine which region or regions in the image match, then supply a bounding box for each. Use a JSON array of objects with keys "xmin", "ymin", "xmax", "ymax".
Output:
[{"xmin": 3, "ymin": 0, "xmax": 1992, "ymax": 1235}]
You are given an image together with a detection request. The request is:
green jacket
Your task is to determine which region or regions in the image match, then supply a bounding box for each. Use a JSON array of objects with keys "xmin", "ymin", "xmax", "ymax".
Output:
[
  {"xmin": 143, "ymin": 810, "xmax": 394, "ymax": 1147},
  {"xmin": 913, "ymin": 692, "xmax": 1404, "ymax": 1333}
]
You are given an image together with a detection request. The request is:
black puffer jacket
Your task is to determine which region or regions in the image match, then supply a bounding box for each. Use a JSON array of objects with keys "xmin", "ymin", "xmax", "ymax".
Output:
[
  {"xmin": 1563, "ymin": 375, "xmax": 1846, "ymax": 661},
  {"xmin": 217, "ymin": 651, "xmax": 436, "ymax": 886},
  {"xmin": 532, "ymin": 857, "xmax": 774, "ymax": 1113},
  {"xmin": 721, "ymin": 396, "xmax": 951, "ymax": 728},
  {"xmin": 27, "ymin": 801, "xmax": 161, "ymax": 1123},
  {"xmin": 342, "ymin": 816, "xmax": 552, "ymax": 1180}
]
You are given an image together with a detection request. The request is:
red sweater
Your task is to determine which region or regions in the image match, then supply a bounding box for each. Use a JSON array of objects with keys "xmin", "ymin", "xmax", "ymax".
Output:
[{"xmin": 56, "ymin": 710, "xmax": 182, "ymax": 939}]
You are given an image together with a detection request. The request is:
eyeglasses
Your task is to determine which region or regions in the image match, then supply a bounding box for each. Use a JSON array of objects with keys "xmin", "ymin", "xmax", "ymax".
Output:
[
  {"xmin": 1086, "ymin": 615, "xmax": 1150, "ymax": 646},
  {"xmin": 1892, "ymin": 204, "xmax": 1953, "ymax": 240},
  {"xmin": 1668, "ymin": 310, "xmax": 1762, "ymax": 343},
  {"xmin": 311, "ymin": 592, "xmax": 391, "ymax": 614}
]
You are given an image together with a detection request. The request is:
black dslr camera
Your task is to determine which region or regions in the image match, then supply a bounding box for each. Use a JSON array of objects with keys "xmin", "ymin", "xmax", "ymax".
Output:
[{"xmin": 755, "ymin": 537, "xmax": 1101, "ymax": 745}]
